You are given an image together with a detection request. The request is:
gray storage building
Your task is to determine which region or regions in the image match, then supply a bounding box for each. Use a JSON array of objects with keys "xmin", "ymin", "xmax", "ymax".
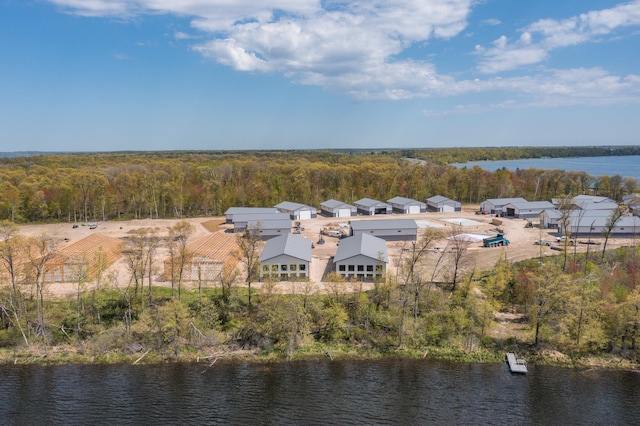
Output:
[
  {"xmin": 259, "ymin": 233, "xmax": 312, "ymax": 281},
  {"xmin": 224, "ymin": 207, "xmax": 280, "ymax": 224},
  {"xmin": 333, "ymin": 233, "xmax": 388, "ymax": 281},
  {"xmin": 349, "ymin": 219, "xmax": 418, "ymax": 241}
]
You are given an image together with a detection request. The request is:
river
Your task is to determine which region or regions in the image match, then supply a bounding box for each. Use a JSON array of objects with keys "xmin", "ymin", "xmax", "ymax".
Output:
[
  {"xmin": 1, "ymin": 358, "xmax": 638, "ymax": 425},
  {"xmin": 453, "ymin": 155, "xmax": 640, "ymax": 180}
]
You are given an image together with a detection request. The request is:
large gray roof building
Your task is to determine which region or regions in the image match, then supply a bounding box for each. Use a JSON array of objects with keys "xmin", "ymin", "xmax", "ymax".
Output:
[
  {"xmin": 259, "ymin": 233, "xmax": 312, "ymax": 281},
  {"xmin": 349, "ymin": 219, "xmax": 418, "ymax": 241},
  {"xmin": 333, "ymin": 233, "xmax": 388, "ymax": 281}
]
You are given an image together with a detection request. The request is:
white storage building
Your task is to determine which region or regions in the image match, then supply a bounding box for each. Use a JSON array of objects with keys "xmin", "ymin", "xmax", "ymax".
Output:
[
  {"xmin": 354, "ymin": 198, "xmax": 392, "ymax": 216},
  {"xmin": 480, "ymin": 198, "xmax": 527, "ymax": 215},
  {"xmin": 275, "ymin": 201, "xmax": 317, "ymax": 220},
  {"xmin": 503, "ymin": 201, "xmax": 555, "ymax": 218},
  {"xmin": 320, "ymin": 199, "xmax": 357, "ymax": 217},
  {"xmin": 427, "ymin": 195, "xmax": 462, "ymax": 212},
  {"xmin": 387, "ymin": 196, "xmax": 427, "ymax": 214}
]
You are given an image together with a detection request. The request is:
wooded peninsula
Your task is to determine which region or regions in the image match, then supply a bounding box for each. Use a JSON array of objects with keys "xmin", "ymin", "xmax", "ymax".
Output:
[{"xmin": 1, "ymin": 146, "xmax": 639, "ymax": 367}]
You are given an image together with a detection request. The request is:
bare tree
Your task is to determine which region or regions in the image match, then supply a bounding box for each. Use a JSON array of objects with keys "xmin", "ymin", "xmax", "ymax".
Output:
[
  {"xmin": 219, "ymin": 263, "xmax": 239, "ymax": 305},
  {"xmin": 24, "ymin": 233, "xmax": 58, "ymax": 338},
  {"xmin": 395, "ymin": 228, "xmax": 444, "ymax": 320},
  {"xmin": 445, "ymin": 224, "xmax": 473, "ymax": 293},
  {"xmin": 122, "ymin": 227, "xmax": 160, "ymax": 303},
  {"xmin": 556, "ymin": 195, "xmax": 575, "ymax": 271},
  {"xmin": 235, "ymin": 223, "xmax": 263, "ymax": 308},
  {"xmin": 0, "ymin": 221, "xmax": 22, "ymax": 298},
  {"xmin": 601, "ymin": 206, "xmax": 625, "ymax": 261},
  {"xmin": 167, "ymin": 221, "xmax": 194, "ymax": 301}
]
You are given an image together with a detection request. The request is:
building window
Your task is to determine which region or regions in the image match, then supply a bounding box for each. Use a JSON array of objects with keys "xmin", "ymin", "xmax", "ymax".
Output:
[
  {"xmin": 348, "ymin": 265, "xmax": 355, "ymax": 272},
  {"xmin": 262, "ymin": 265, "xmax": 269, "ymax": 272},
  {"xmin": 281, "ymin": 264, "xmax": 287, "ymax": 271},
  {"xmin": 271, "ymin": 264, "xmax": 278, "ymax": 272},
  {"xmin": 357, "ymin": 265, "xmax": 364, "ymax": 272},
  {"xmin": 367, "ymin": 265, "xmax": 373, "ymax": 272},
  {"xmin": 339, "ymin": 265, "xmax": 346, "ymax": 272},
  {"xmin": 375, "ymin": 265, "xmax": 383, "ymax": 272},
  {"xmin": 300, "ymin": 264, "xmax": 306, "ymax": 271},
  {"xmin": 290, "ymin": 264, "xmax": 297, "ymax": 271}
]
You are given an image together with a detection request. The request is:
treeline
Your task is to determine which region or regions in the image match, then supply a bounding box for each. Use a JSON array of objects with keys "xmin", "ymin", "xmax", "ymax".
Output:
[
  {"xmin": 0, "ymin": 149, "xmax": 638, "ymax": 223},
  {"xmin": 406, "ymin": 145, "xmax": 640, "ymax": 165}
]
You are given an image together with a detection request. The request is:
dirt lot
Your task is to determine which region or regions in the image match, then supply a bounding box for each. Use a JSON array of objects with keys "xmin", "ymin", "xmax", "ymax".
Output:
[{"xmin": 14, "ymin": 206, "xmax": 636, "ymax": 298}]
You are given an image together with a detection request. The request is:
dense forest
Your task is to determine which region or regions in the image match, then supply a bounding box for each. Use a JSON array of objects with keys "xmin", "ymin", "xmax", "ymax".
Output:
[{"xmin": 0, "ymin": 147, "xmax": 638, "ymax": 223}]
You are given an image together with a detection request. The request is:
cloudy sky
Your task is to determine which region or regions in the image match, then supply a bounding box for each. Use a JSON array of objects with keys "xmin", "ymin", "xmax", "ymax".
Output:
[{"xmin": 2, "ymin": 0, "xmax": 639, "ymax": 151}]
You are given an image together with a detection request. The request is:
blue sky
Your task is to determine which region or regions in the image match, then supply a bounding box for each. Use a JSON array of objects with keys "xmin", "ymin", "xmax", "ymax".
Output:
[{"xmin": 1, "ymin": 0, "xmax": 639, "ymax": 151}]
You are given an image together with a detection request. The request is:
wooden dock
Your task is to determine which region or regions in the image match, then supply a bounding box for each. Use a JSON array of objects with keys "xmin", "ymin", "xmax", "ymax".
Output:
[{"xmin": 506, "ymin": 352, "xmax": 528, "ymax": 374}]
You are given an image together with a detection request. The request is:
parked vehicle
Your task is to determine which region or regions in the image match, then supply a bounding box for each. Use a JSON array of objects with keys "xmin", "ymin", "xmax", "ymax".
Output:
[
  {"xmin": 534, "ymin": 239, "xmax": 551, "ymax": 246},
  {"xmin": 556, "ymin": 236, "xmax": 575, "ymax": 245},
  {"xmin": 483, "ymin": 233, "xmax": 510, "ymax": 247},
  {"xmin": 328, "ymin": 230, "xmax": 344, "ymax": 238}
]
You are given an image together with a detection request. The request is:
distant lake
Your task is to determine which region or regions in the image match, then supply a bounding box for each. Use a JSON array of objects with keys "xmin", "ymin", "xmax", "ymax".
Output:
[{"xmin": 453, "ymin": 155, "xmax": 640, "ymax": 180}]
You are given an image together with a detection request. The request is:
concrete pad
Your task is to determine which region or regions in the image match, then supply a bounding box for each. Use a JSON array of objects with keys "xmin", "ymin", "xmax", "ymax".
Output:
[
  {"xmin": 415, "ymin": 220, "xmax": 446, "ymax": 228},
  {"xmin": 447, "ymin": 233, "xmax": 487, "ymax": 242},
  {"xmin": 442, "ymin": 218, "xmax": 485, "ymax": 227}
]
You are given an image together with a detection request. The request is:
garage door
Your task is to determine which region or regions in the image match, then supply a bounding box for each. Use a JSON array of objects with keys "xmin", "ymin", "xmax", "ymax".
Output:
[
  {"xmin": 442, "ymin": 205, "xmax": 454, "ymax": 213},
  {"xmin": 408, "ymin": 205, "xmax": 420, "ymax": 214},
  {"xmin": 338, "ymin": 208, "xmax": 351, "ymax": 217},
  {"xmin": 299, "ymin": 210, "xmax": 312, "ymax": 220}
]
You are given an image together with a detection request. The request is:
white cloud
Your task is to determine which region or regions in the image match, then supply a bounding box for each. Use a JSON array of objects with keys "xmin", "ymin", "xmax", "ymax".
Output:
[
  {"xmin": 476, "ymin": 0, "xmax": 640, "ymax": 74},
  {"xmin": 46, "ymin": 0, "xmax": 640, "ymax": 106},
  {"xmin": 174, "ymin": 31, "xmax": 196, "ymax": 40}
]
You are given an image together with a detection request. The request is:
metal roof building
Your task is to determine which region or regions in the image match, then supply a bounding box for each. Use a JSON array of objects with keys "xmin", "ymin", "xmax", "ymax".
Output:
[
  {"xmin": 259, "ymin": 233, "xmax": 312, "ymax": 281},
  {"xmin": 232, "ymin": 212, "xmax": 290, "ymax": 231},
  {"xmin": 503, "ymin": 201, "xmax": 556, "ymax": 218},
  {"xmin": 333, "ymin": 233, "xmax": 388, "ymax": 281},
  {"xmin": 387, "ymin": 196, "xmax": 427, "ymax": 214},
  {"xmin": 559, "ymin": 212, "xmax": 640, "ymax": 236},
  {"xmin": 275, "ymin": 201, "xmax": 318, "ymax": 220},
  {"xmin": 320, "ymin": 199, "xmax": 357, "ymax": 217},
  {"xmin": 247, "ymin": 219, "xmax": 292, "ymax": 240},
  {"xmin": 354, "ymin": 198, "xmax": 392, "ymax": 216},
  {"xmin": 480, "ymin": 198, "xmax": 528, "ymax": 215},
  {"xmin": 427, "ymin": 195, "xmax": 462, "ymax": 212},
  {"xmin": 349, "ymin": 219, "xmax": 418, "ymax": 241},
  {"xmin": 224, "ymin": 207, "xmax": 280, "ymax": 224}
]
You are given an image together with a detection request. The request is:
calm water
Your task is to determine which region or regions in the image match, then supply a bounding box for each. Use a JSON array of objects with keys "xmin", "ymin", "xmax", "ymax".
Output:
[
  {"xmin": 454, "ymin": 155, "xmax": 640, "ymax": 180},
  {"xmin": 1, "ymin": 358, "xmax": 638, "ymax": 425}
]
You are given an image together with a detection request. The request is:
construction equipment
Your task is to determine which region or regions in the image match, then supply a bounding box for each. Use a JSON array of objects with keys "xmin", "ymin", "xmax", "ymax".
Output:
[{"xmin": 483, "ymin": 233, "xmax": 510, "ymax": 247}]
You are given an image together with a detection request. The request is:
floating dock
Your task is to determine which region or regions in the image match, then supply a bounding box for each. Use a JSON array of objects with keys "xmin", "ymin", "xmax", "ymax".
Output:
[{"xmin": 506, "ymin": 352, "xmax": 528, "ymax": 374}]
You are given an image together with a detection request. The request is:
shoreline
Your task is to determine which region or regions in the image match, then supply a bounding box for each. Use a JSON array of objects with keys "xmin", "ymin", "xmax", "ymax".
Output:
[{"xmin": 2, "ymin": 344, "xmax": 638, "ymax": 371}]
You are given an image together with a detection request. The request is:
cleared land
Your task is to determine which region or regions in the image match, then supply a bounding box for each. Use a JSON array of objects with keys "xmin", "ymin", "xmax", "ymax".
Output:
[{"xmin": 14, "ymin": 205, "xmax": 637, "ymax": 297}]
